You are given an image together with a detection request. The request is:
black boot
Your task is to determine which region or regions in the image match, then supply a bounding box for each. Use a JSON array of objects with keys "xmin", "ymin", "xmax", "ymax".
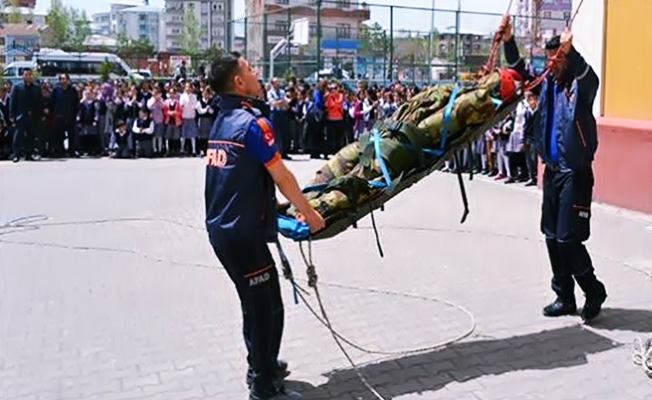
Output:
[
  {"xmin": 247, "ymin": 360, "xmax": 290, "ymax": 388},
  {"xmin": 575, "ymin": 272, "xmax": 607, "ymax": 322},
  {"xmin": 250, "ymin": 383, "xmax": 302, "ymax": 400},
  {"xmin": 543, "ymin": 239, "xmax": 576, "ymax": 317},
  {"xmin": 543, "ymin": 297, "xmax": 577, "ymax": 317}
]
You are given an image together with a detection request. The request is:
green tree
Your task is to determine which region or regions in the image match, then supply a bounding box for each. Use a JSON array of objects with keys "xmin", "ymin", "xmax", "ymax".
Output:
[
  {"xmin": 358, "ymin": 22, "xmax": 390, "ymax": 55},
  {"xmin": 116, "ymin": 33, "xmax": 155, "ymax": 60},
  {"xmin": 44, "ymin": 1, "xmax": 90, "ymax": 50},
  {"xmin": 44, "ymin": 0, "xmax": 69, "ymax": 47},
  {"xmin": 179, "ymin": 3, "xmax": 202, "ymax": 61},
  {"xmin": 8, "ymin": 0, "xmax": 22, "ymax": 23},
  {"xmin": 67, "ymin": 8, "xmax": 91, "ymax": 51},
  {"xmin": 99, "ymin": 57, "xmax": 112, "ymax": 82}
]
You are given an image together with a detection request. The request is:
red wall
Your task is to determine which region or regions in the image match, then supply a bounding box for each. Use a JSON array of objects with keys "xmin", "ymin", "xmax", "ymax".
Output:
[
  {"xmin": 593, "ymin": 118, "xmax": 652, "ymax": 214},
  {"xmin": 537, "ymin": 118, "xmax": 652, "ymax": 214}
]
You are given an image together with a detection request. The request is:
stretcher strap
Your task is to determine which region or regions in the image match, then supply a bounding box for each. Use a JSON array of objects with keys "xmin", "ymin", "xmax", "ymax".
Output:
[
  {"xmin": 437, "ymin": 83, "xmax": 461, "ymax": 156},
  {"xmin": 372, "ymin": 128, "xmax": 392, "ymax": 188}
]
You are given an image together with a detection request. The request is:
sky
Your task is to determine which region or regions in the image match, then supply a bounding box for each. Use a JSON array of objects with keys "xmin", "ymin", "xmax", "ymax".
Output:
[{"xmin": 35, "ymin": 0, "xmax": 511, "ymax": 35}]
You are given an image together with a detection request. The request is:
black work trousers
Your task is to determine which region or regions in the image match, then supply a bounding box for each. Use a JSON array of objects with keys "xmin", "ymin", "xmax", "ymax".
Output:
[
  {"xmin": 54, "ymin": 118, "xmax": 78, "ymax": 155},
  {"xmin": 211, "ymin": 237, "xmax": 284, "ymax": 392},
  {"xmin": 541, "ymin": 166, "xmax": 596, "ymax": 302},
  {"xmin": 12, "ymin": 116, "xmax": 37, "ymax": 157}
]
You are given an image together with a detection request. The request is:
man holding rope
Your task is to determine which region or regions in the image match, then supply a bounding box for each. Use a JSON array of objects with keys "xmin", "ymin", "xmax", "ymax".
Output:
[
  {"xmin": 499, "ymin": 16, "xmax": 607, "ymax": 322},
  {"xmin": 205, "ymin": 51, "xmax": 324, "ymax": 400}
]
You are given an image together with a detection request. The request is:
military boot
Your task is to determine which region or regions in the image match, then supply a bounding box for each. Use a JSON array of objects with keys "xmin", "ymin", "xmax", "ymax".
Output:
[
  {"xmin": 543, "ymin": 297, "xmax": 577, "ymax": 317},
  {"xmin": 249, "ymin": 383, "xmax": 302, "ymax": 400},
  {"xmin": 575, "ymin": 272, "xmax": 607, "ymax": 322},
  {"xmin": 247, "ymin": 360, "xmax": 290, "ymax": 389}
]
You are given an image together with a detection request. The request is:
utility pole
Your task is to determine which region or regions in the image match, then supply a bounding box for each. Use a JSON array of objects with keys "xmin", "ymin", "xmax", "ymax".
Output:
[{"xmin": 427, "ymin": 0, "xmax": 435, "ymax": 83}]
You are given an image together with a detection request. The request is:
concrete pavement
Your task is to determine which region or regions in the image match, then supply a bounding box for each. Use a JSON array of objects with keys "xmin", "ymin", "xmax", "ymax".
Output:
[{"xmin": 1, "ymin": 157, "xmax": 651, "ymax": 400}]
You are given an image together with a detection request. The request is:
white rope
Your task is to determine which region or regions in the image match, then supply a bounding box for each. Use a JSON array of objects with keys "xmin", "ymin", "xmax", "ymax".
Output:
[{"xmin": 633, "ymin": 337, "xmax": 652, "ymax": 377}]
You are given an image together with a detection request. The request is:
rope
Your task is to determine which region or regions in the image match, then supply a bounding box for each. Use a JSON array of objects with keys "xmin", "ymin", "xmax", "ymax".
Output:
[
  {"xmin": 523, "ymin": 0, "xmax": 586, "ymax": 92},
  {"xmin": 633, "ymin": 337, "xmax": 652, "ymax": 378},
  {"xmin": 286, "ymin": 238, "xmax": 476, "ymax": 400},
  {"xmin": 482, "ymin": 0, "xmax": 515, "ymax": 74}
]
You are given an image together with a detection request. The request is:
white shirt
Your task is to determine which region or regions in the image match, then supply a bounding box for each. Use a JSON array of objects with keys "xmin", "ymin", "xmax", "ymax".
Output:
[{"xmin": 179, "ymin": 92, "xmax": 198, "ymax": 119}]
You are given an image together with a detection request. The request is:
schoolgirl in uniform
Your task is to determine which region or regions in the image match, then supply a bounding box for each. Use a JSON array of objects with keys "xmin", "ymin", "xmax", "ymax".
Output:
[
  {"xmin": 124, "ymin": 86, "xmax": 143, "ymax": 157},
  {"xmin": 77, "ymin": 89, "xmax": 99, "ymax": 155},
  {"xmin": 179, "ymin": 81, "xmax": 199, "ymax": 156},
  {"xmin": 132, "ymin": 105, "xmax": 154, "ymax": 158},
  {"xmin": 195, "ymin": 86, "xmax": 214, "ymax": 156},
  {"xmin": 147, "ymin": 87, "xmax": 166, "ymax": 157},
  {"xmin": 163, "ymin": 87, "xmax": 182, "ymax": 156}
]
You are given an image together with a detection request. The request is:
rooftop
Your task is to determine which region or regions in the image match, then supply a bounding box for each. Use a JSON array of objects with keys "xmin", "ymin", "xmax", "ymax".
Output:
[
  {"xmin": 0, "ymin": 23, "xmax": 48, "ymax": 36},
  {"xmin": 0, "ymin": 6, "xmax": 47, "ymax": 16},
  {"xmin": 120, "ymin": 5, "xmax": 163, "ymax": 13}
]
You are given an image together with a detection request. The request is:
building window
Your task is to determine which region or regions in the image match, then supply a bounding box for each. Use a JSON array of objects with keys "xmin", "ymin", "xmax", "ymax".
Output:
[
  {"xmin": 543, "ymin": 11, "xmax": 551, "ymax": 19},
  {"xmin": 336, "ymin": 0, "xmax": 350, "ymax": 7},
  {"xmin": 309, "ymin": 23, "xmax": 317, "ymax": 35},
  {"xmin": 336, "ymin": 23, "xmax": 351, "ymax": 39},
  {"xmin": 275, "ymin": 0, "xmax": 288, "ymax": 4},
  {"xmin": 275, "ymin": 20, "xmax": 289, "ymax": 32}
]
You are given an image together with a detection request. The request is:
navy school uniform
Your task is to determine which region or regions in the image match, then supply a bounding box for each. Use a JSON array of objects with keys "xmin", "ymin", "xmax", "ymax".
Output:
[
  {"xmin": 113, "ymin": 127, "xmax": 130, "ymax": 158},
  {"xmin": 77, "ymin": 99, "xmax": 99, "ymax": 153},
  {"xmin": 204, "ymin": 94, "xmax": 284, "ymax": 393},
  {"xmin": 132, "ymin": 116, "xmax": 154, "ymax": 157}
]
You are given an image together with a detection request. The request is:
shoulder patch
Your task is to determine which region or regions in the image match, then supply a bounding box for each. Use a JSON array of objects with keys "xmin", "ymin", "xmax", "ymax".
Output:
[{"xmin": 256, "ymin": 118, "xmax": 275, "ymax": 146}]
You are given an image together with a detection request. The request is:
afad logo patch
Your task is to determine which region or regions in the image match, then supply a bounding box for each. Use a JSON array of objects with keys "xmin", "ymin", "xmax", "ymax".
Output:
[
  {"xmin": 257, "ymin": 119, "xmax": 275, "ymax": 147},
  {"xmin": 263, "ymin": 127, "xmax": 275, "ymax": 146}
]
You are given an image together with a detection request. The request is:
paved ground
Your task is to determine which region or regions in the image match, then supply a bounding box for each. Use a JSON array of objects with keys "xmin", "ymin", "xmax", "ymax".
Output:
[{"xmin": 1, "ymin": 156, "xmax": 652, "ymax": 400}]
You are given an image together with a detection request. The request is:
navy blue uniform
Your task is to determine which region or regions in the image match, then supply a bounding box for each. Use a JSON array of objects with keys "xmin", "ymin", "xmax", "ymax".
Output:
[
  {"xmin": 204, "ymin": 94, "xmax": 284, "ymax": 392},
  {"xmin": 504, "ymin": 37, "xmax": 605, "ymax": 308}
]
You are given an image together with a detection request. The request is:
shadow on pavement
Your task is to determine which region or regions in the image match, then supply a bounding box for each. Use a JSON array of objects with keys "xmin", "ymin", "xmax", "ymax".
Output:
[
  {"xmin": 587, "ymin": 308, "xmax": 652, "ymax": 333},
  {"xmin": 286, "ymin": 325, "xmax": 620, "ymax": 399}
]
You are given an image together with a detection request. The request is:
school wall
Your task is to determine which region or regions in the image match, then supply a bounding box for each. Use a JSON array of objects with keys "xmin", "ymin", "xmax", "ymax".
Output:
[{"xmin": 570, "ymin": 0, "xmax": 652, "ymax": 214}]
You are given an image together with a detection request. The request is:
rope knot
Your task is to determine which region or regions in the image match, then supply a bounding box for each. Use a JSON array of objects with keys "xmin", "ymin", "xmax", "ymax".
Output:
[{"xmin": 306, "ymin": 265, "xmax": 317, "ymax": 288}]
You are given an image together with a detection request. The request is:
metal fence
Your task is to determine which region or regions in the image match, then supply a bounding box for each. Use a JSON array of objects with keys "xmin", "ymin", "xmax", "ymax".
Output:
[{"xmin": 226, "ymin": 0, "xmax": 567, "ymax": 84}]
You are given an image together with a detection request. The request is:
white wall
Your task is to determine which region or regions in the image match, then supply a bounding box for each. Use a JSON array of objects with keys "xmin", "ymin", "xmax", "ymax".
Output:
[{"xmin": 571, "ymin": 0, "xmax": 604, "ymax": 116}]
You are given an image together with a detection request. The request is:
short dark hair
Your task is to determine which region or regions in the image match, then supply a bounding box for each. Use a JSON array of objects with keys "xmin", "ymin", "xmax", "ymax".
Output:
[
  {"xmin": 545, "ymin": 35, "xmax": 561, "ymax": 50},
  {"xmin": 209, "ymin": 51, "xmax": 242, "ymax": 95}
]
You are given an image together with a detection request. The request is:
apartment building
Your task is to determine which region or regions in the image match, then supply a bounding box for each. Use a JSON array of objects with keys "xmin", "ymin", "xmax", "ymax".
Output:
[
  {"xmin": 92, "ymin": 2, "xmax": 165, "ymax": 51},
  {"xmin": 92, "ymin": 1, "xmax": 143, "ymax": 36},
  {"xmin": 436, "ymin": 28, "xmax": 492, "ymax": 61},
  {"xmin": 164, "ymin": 0, "xmax": 234, "ymax": 52},
  {"xmin": 244, "ymin": 0, "xmax": 370, "ymax": 76},
  {"xmin": 116, "ymin": 6, "xmax": 165, "ymax": 51},
  {"xmin": 513, "ymin": 0, "xmax": 572, "ymax": 43}
]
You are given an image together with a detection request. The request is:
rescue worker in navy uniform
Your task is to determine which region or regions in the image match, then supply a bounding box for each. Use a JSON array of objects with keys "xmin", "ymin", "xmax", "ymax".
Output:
[
  {"xmin": 499, "ymin": 16, "xmax": 607, "ymax": 322},
  {"xmin": 204, "ymin": 51, "xmax": 325, "ymax": 400}
]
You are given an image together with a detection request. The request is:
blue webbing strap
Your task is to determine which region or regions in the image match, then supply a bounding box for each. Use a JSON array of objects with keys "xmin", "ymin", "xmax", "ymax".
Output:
[
  {"xmin": 491, "ymin": 97, "xmax": 503, "ymax": 108},
  {"xmin": 372, "ymin": 128, "xmax": 392, "ymax": 188},
  {"xmin": 436, "ymin": 83, "xmax": 461, "ymax": 156}
]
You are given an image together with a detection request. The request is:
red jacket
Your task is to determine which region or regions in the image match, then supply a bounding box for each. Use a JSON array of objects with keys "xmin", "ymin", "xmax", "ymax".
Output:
[{"xmin": 163, "ymin": 99, "xmax": 182, "ymax": 126}]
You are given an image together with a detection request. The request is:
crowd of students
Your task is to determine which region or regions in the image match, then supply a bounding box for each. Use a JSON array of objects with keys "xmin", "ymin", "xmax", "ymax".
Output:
[
  {"xmin": 0, "ymin": 73, "xmax": 219, "ymax": 162},
  {"xmin": 0, "ymin": 71, "xmax": 540, "ymax": 188}
]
